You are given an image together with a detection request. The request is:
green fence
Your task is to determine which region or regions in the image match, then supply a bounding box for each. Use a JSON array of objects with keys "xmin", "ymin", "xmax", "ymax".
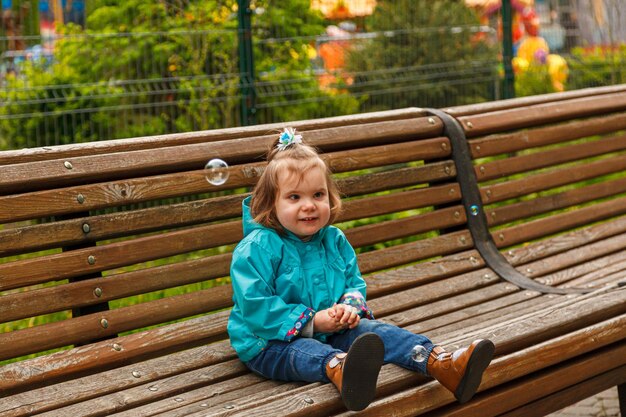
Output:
[{"xmin": 0, "ymin": 0, "xmax": 625, "ymax": 149}]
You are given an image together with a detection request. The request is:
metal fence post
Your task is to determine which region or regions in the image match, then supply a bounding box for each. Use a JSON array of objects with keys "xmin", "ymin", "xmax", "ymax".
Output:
[
  {"xmin": 237, "ymin": 0, "xmax": 256, "ymax": 126},
  {"xmin": 501, "ymin": 0, "xmax": 515, "ymax": 99}
]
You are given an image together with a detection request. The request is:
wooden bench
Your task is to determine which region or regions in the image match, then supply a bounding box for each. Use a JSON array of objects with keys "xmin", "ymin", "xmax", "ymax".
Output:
[{"xmin": 1, "ymin": 85, "xmax": 625, "ymax": 416}]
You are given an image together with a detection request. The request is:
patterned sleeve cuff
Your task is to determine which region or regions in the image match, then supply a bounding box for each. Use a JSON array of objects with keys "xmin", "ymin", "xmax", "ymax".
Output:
[
  {"xmin": 285, "ymin": 307, "xmax": 315, "ymax": 341},
  {"xmin": 339, "ymin": 291, "xmax": 375, "ymax": 320}
]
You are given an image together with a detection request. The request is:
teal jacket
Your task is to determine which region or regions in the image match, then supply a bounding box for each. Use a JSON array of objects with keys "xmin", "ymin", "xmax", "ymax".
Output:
[{"xmin": 227, "ymin": 196, "xmax": 373, "ymax": 362}]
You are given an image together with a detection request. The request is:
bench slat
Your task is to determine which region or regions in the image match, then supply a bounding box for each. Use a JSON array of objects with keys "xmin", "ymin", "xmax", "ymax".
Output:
[
  {"xmin": 499, "ymin": 364, "xmax": 626, "ymax": 417},
  {"xmin": 195, "ymin": 305, "xmax": 626, "ymax": 417},
  {"xmin": 0, "ymin": 222, "xmax": 240, "ymax": 291},
  {"xmin": 0, "ymin": 119, "xmax": 443, "ymax": 194},
  {"xmin": 447, "ymin": 85, "xmax": 626, "ymax": 117},
  {"xmin": 459, "ymin": 92, "xmax": 626, "ymax": 136},
  {"xmin": 0, "ymin": 194, "xmax": 244, "ymax": 257},
  {"xmin": 469, "ymin": 113, "xmax": 626, "ymax": 158},
  {"xmin": 489, "ymin": 177, "xmax": 626, "ymax": 228},
  {"xmin": 347, "ymin": 316, "xmax": 626, "ymax": 417},
  {"xmin": 1, "ymin": 161, "xmax": 455, "ymax": 257},
  {"xmin": 0, "ymin": 109, "xmax": 425, "ymax": 166},
  {"xmin": 481, "ymin": 154, "xmax": 626, "ymax": 204},
  {"xmin": 0, "ymin": 138, "xmax": 449, "ymax": 223},
  {"xmin": 476, "ymin": 134, "xmax": 626, "ymax": 182},
  {"xmin": 0, "ymin": 343, "xmax": 244, "ymax": 415},
  {"xmin": 0, "ymin": 254, "xmax": 231, "ymax": 323},
  {"xmin": 0, "ymin": 286, "xmax": 233, "ymax": 361}
]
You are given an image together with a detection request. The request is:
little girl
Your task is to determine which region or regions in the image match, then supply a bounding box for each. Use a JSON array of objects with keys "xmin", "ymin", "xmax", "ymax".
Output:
[{"xmin": 227, "ymin": 128, "xmax": 495, "ymax": 411}]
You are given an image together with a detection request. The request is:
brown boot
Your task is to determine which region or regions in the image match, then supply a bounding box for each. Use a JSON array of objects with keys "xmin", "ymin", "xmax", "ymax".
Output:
[
  {"xmin": 326, "ymin": 332, "xmax": 385, "ymax": 411},
  {"xmin": 426, "ymin": 339, "xmax": 495, "ymax": 404}
]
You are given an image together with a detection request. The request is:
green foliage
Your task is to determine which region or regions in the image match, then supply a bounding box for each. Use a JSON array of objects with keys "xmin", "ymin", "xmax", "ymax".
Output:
[
  {"xmin": 514, "ymin": 64, "xmax": 557, "ymax": 97},
  {"xmin": 566, "ymin": 45, "xmax": 626, "ymax": 89},
  {"xmin": 0, "ymin": 0, "xmax": 362, "ymax": 149},
  {"xmin": 346, "ymin": 0, "xmax": 499, "ymax": 110}
]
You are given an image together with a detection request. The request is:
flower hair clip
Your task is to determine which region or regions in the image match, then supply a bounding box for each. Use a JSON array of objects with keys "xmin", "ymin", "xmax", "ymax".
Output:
[{"xmin": 276, "ymin": 127, "xmax": 303, "ymax": 151}]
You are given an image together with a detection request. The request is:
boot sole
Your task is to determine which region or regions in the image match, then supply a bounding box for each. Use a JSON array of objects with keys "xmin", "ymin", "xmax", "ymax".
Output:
[
  {"xmin": 341, "ymin": 332, "xmax": 385, "ymax": 411},
  {"xmin": 455, "ymin": 339, "xmax": 495, "ymax": 404}
]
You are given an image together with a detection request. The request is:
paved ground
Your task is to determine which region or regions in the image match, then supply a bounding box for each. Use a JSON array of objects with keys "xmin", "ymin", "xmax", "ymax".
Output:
[{"xmin": 548, "ymin": 387, "xmax": 621, "ymax": 417}]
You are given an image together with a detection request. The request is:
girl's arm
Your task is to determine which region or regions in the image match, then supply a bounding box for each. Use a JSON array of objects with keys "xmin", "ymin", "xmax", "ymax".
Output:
[
  {"xmin": 336, "ymin": 231, "xmax": 375, "ymax": 319},
  {"xmin": 231, "ymin": 241, "xmax": 314, "ymax": 342}
]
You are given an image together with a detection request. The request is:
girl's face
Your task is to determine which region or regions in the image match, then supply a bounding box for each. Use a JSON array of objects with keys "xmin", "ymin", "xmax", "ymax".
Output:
[{"xmin": 275, "ymin": 165, "xmax": 331, "ymax": 240}]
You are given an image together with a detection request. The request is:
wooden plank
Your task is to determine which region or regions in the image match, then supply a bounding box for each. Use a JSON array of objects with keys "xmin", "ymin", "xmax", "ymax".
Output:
[
  {"xmin": 487, "ymin": 177, "xmax": 626, "ymax": 228},
  {"xmin": 481, "ymin": 154, "xmax": 626, "ymax": 204},
  {"xmin": 0, "ymin": 221, "xmax": 241, "ymax": 291},
  {"xmin": 376, "ymin": 282, "xmax": 517, "ymax": 326},
  {"xmin": 0, "ymin": 186, "xmax": 460, "ymax": 291},
  {"xmin": 0, "ymin": 312, "xmax": 233, "ymax": 394},
  {"xmin": 469, "ymin": 113, "xmax": 626, "ymax": 158},
  {"xmin": 110, "ymin": 378, "xmax": 279, "ymax": 417},
  {"xmin": 210, "ymin": 311, "xmax": 626, "ymax": 417},
  {"xmin": 446, "ymin": 84, "xmax": 626, "ymax": 118},
  {"xmin": 500, "ymin": 365, "xmax": 626, "ymax": 417},
  {"xmin": 538, "ymin": 251, "xmax": 626, "ymax": 288},
  {"xmin": 0, "ymin": 194, "xmax": 244, "ymax": 257},
  {"xmin": 457, "ymin": 92, "xmax": 626, "ymax": 137},
  {"xmin": 357, "ymin": 230, "xmax": 473, "ymax": 275},
  {"xmin": 476, "ymin": 135, "xmax": 626, "ymax": 182},
  {"xmin": 338, "ymin": 161, "xmax": 455, "ymax": 196},
  {"xmin": 0, "ymin": 108, "xmax": 429, "ymax": 165},
  {"xmin": 0, "ymin": 254, "xmax": 231, "ymax": 323},
  {"xmin": 346, "ymin": 205, "xmax": 466, "ymax": 248},
  {"xmin": 0, "ymin": 344, "xmax": 244, "ymax": 416},
  {"xmin": 0, "ymin": 138, "xmax": 449, "ymax": 222},
  {"xmin": 34, "ymin": 360, "xmax": 248, "ymax": 417},
  {"xmin": 0, "ymin": 286, "xmax": 233, "ymax": 361},
  {"xmin": 0, "ymin": 169, "xmax": 255, "ymax": 222},
  {"xmin": 334, "ymin": 316, "xmax": 626, "ymax": 417},
  {"xmin": 0, "ymin": 119, "xmax": 444, "ymax": 194},
  {"xmin": 0, "ymin": 161, "xmax": 455, "ymax": 257},
  {"xmin": 341, "ymin": 184, "xmax": 460, "ymax": 223},
  {"xmin": 497, "ymin": 201, "xmax": 626, "ymax": 250},
  {"xmin": 428, "ymin": 345, "xmax": 626, "ymax": 417},
  {"xmin": 520, "ymin": 232, "xmax": 626, "ymax": 284}
]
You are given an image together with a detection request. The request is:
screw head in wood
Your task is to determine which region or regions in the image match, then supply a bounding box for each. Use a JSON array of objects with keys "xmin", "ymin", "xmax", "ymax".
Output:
[
  {"xmin": 64, "ymin": 161, "xmax": 73, "ymax": 170},
  {"xmin": 100, "ymin": 318, "xmax": 109, "ymax": 329}
]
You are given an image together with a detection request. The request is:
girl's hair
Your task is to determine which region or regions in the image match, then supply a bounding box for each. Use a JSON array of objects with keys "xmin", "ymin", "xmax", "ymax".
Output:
[{"xmin": 250, "ymin": 132, "xmax": 342, "ymax": 232}]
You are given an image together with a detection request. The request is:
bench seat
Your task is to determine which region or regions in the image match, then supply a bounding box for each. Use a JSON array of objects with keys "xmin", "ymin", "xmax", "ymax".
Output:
[{"xmin": 1, "ymin": 85, "xmax": 625, "ymax": 416}]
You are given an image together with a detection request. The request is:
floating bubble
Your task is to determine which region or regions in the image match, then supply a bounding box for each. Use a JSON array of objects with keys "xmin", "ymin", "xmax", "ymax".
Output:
[
  {"xmin": 410, "ymin": 345, "xmax": 429, "ymax": 363},
  {"xmin": 205, "ymin": 158, "xmax": 229, "ymax": 186},
  {"xmin": 470, "ymin": 204, "xmax": 480, "ymax": 216}
]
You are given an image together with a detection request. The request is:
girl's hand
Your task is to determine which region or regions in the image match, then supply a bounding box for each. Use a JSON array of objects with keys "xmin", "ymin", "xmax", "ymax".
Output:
[
  {"xmin": 332, "ymin": 304, "xmax": 361, "ymax": 330},
  {"xmin": 313, "ymin": 308, "xmax": 342, "ymax": 333}
]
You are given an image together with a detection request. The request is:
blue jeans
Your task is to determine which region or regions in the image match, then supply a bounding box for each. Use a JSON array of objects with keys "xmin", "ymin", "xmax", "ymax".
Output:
[{"xmin": 245, "ymin": 319, "xmax": 435, "ymax": 383}]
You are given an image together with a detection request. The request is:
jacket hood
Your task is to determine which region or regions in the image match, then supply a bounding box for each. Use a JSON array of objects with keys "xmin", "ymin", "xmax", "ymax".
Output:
[{"xmin": 241, "ymin": 195, "xmax": 266, "ymax": 238}]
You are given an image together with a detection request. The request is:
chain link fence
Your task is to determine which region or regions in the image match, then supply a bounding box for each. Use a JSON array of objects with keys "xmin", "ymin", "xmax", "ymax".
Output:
[{"xmin": 0, "ymin": 0, "xmax": 624, "ymax": 149}]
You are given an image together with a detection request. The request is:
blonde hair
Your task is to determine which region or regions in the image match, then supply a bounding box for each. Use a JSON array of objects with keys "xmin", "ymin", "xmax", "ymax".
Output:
[{"xmin": 251, "ymin": 134, "xmax": 342, "ymax": 233}]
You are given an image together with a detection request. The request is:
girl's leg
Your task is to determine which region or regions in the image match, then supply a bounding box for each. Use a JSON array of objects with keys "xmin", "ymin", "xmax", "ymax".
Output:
[
  {"xmin": 327, "ymin": 319, "xmax": 435, "ymax": 375},
  {"xmin": 328, "ymin": 319, "xmax": 495, "ymax": 404},
  {"xmin": 245, "ymin": 337, "xmax": 341, "ymax": 383}
]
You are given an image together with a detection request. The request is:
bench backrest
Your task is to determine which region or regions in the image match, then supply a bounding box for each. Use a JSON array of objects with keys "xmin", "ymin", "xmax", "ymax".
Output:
[{"xmin": 1, "ymin": 85, "xmax": 625, "ymax": 393}]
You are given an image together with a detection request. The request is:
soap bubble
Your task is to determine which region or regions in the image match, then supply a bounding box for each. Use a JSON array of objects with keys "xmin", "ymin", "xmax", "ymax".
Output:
[
  {"xmin": 411, "ymin": 345, "xmax": 429, "ymax": 363},
  {"xmin": 205, "ymin": 159, "xmax": 230, "ymax": 186}
]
